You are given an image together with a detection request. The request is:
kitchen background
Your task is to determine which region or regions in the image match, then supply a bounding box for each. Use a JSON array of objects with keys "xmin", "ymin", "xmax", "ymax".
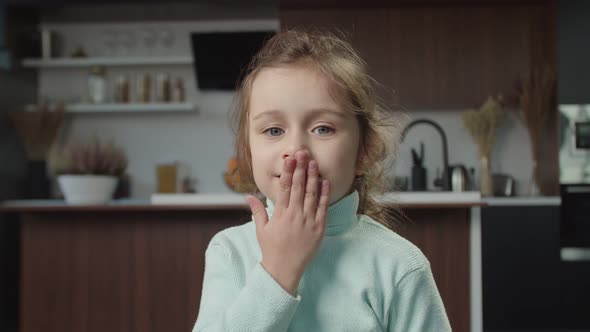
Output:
[{"xmin": 3, "ymin": 2, "xmax": 543, "ymax": 199}]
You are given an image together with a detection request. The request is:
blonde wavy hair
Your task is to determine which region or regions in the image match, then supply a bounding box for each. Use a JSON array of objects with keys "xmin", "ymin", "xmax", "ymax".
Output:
[{"xmin": 230, "ymin": 29, "xmax": 404, "ymax": 229}]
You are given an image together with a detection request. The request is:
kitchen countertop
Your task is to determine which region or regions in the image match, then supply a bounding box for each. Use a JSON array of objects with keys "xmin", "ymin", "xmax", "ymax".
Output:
[
  {"xmin": 0, "ymin": 191, "xmax": 562, "ymax": 212},
  {"xmin": 482, "ymin": 196, "xmax": 561, "ymax": 206}
]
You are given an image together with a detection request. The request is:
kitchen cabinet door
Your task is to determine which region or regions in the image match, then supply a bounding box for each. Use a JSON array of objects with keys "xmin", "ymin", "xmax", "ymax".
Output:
[
  {"xmin": 481, "ymin": 205, "xmax": 562, "ymax": 330},
  {"xmin": 481, "ymin": 205, "xmax": 590, "ymax": 331}
]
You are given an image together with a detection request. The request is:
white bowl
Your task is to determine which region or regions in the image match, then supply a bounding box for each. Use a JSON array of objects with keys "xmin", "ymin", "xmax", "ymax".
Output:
[{"xmin": 58, "ymin": 175, "xmax": 118, "ymax": 205}]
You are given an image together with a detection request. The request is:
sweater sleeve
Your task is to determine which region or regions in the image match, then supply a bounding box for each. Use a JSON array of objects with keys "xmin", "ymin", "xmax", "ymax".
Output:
[
  {"xmin": 387, "ymin": 264, "xmax": 452, "ymax": 331},
  {"xmin": 192, "ymin": 237, "xmax": 301, "ymax": 332}
]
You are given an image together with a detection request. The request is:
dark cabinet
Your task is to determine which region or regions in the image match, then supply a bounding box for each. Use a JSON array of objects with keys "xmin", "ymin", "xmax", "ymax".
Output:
[
  {"xmin": 557, "ymin": 0, "xmax": 590, "ymax": 104},
  {"xmin": 0, "ymin": 5, "xmax": 10, "ymax": 70},
  {"xmin": 481, "ymin": 205, "xmax": 590, "ymax": 331},
  {"xmin": 481, "ymin": 205, "xmax": 561, "ymax": 330}
]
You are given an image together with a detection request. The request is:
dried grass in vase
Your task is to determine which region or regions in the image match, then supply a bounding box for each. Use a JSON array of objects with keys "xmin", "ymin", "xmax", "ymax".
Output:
[
  {"xmin": 10, "ymin": 103, "xmax": 65, "ymax": 161},
  {"xmin": 463, "ymin": 97, "xmax": 506, "ymax": 158},
  {"xmin": 462, "ymin": 97, "xmax": 506, "ymax": 195},
  {"xmin": 519, "ymin": 65, "xmax": 556, "ymax": 195}
]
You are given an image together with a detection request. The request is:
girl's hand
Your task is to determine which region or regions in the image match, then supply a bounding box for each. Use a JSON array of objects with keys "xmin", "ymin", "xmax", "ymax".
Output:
[{"xmin": 246, "ymin": 150, "xmax": 330, "ymax": 296}]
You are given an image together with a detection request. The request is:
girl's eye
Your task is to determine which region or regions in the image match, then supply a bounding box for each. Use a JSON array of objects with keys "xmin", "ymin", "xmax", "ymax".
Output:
[
  {"xmin": 263, "ymin": 127, "xmax": 284, "ymax": 137},
  {"xmin": 313, "ymin": 126, "xmax": 334, "ymax": 135}
]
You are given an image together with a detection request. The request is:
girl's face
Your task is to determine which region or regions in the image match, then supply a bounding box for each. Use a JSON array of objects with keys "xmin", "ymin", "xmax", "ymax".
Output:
[{"xmin": 248, "ymin": 64, "xmax": 362, "ymax": 205}]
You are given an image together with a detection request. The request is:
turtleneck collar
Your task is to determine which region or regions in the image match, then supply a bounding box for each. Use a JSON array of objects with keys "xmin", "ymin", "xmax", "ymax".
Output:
[{"xmin": 265, "ymin": 190, "xmax": 359, "ymax": 236}]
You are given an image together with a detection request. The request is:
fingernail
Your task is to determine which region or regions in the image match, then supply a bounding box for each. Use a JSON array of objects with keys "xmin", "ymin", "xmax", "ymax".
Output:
[{"xmin": 308, "ymin": 160, "xmax": 316, "ymax": 170}]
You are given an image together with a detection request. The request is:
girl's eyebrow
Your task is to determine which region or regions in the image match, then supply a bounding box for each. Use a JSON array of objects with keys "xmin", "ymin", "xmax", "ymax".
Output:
[{"xmin": 251, "ymin": 108, "xmax": 347, "ymax": 122}]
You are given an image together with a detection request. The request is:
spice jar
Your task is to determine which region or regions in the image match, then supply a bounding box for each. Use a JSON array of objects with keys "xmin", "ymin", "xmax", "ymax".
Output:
[{"xmin": 87, "ymin": 66, "xmax": 107, "ymax": 103}]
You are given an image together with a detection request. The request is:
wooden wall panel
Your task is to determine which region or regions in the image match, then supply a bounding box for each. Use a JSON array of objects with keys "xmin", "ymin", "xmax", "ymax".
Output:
[{"xmin": 281, "ymin": 6, "xmax": 542, "ymax": 109}]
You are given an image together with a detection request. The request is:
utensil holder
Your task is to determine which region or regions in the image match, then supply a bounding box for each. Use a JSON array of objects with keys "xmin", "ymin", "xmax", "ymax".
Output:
[{"xmin": 411, "ymin": 166, "xmax": 427, "ymax": 191}]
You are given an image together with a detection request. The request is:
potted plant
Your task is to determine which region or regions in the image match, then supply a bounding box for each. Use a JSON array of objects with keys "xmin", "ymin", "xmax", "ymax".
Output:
[{"xmin": 47, "ymin": 138, "xmax": 128, "ymax": 205}]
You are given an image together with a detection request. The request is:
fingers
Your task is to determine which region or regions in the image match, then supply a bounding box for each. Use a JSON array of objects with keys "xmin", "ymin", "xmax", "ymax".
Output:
[
  {"xmin": 315, "ymin": 179, "xmax": 330, "ymax": 227},
  {"xmin": 288, "ymin": 151, "xmax": 308, "ymax": 210},
  {"xmin": 303, "ymin": 159, "xmax": 319, "ymax": 217},
  {"xmin": 247, "ymin": 195, "xmax": 269, "ymax": 238},
  {"xmin": 276, "ymin": 156, "xmax": 296, "ymax": 211}
]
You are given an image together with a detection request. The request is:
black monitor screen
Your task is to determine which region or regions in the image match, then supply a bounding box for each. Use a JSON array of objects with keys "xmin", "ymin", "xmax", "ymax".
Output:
[{"xmin": 191, "ymin": 31, "xmax": 275, "ymax": 91}]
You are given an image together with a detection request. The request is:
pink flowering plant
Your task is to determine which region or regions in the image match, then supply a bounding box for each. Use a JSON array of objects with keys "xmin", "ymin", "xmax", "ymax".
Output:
[{"xmin": 48, "ymin": 138, "xmax": 128, "ymax": 177}]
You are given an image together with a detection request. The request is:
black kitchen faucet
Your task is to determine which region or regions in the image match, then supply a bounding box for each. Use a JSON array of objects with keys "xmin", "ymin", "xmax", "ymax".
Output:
[{"xmin": 402, "ymin": 119, "xmax": 451, "ymax": 191}]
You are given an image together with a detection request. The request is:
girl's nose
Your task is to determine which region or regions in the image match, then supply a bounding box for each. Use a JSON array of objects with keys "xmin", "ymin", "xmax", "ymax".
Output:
[
  {"xmin": 281, "ymin": 134, "xmax": 311, "ymax": 160},
  {"xmin": 282, "ymin": 147, "xmax": 311, "ymax": 160}
]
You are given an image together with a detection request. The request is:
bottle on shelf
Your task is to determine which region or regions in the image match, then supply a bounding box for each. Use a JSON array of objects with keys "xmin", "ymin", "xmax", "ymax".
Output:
[
  {"xmin": 155, "ymin": 72, "xmax": 171, "ymax": 102},
  {"xmin": 136, "ymin": 73, "xmax": 152, "ymax": 103},
  {"xmin": 172, "ymin": 77, "xmax": 185, "ymax": 103},
  {"xmin": 114, "ymin": 75, "xmax": 130, "ymax": 103}
]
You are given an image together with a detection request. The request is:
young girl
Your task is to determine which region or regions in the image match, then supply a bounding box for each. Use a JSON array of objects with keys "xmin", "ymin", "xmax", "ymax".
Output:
[{"xmin": 193, "ymin": 29, "xmax": 451, "ymax": 331}]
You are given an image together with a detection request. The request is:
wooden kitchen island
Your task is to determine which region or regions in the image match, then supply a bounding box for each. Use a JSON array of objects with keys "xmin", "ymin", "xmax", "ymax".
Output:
[{"xmin": 0, "ymin": 193, "xmax": 484, "ymax": 332}]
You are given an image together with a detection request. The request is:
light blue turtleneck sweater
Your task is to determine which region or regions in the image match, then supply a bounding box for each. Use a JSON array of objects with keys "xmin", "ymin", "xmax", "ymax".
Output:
[{"xmin": 193, "ymin": 191, "xmax": 452, "ymax": 331}]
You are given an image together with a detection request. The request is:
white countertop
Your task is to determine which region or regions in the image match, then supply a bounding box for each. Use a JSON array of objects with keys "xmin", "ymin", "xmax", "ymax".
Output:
[
  {"xmin": 380, "ymin": 191, "xmax": 482, "ymax": 205},
  {"xmin": 482, "ymin": 196, "xmax": 561, "ymax": 206},
  {"xmin": 150, "ymin": 191, "xmax": 561, "ymax": 207},
  {"xmin": 151, "ymin": 191, "xmax": 485, "ymax": 206},
  {"xmin": 150, "ymin": 193, "xmax": 249, "ymax": 206}
]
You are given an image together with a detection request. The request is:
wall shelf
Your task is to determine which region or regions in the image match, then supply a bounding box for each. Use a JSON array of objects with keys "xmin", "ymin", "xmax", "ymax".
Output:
[
  {"xmin": 22, "ymin": 56, "xmax": 193, "ymax": 68},
  {"xmin": 65, "ymin": 102, "xmax": 196, "ymax": 113}
]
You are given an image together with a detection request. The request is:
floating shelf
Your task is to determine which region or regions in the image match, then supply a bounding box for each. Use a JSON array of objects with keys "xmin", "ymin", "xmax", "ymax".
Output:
[
  {"xmin": 65, "ymin": 102, "xmax": 196, "ymax": 113},
  {"xmin": 22, "ymin": 56, "xmax": 193, "ymax": 68}
]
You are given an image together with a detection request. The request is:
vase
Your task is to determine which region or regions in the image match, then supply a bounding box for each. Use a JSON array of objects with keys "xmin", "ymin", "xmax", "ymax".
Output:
[
  {"xmin": 479, "ymin": 155, "xmax": 493, "ymax": 197},
  {"xmin": 26, "ymin": 160, "xmax": 50, "ymax": 199},
  {"xmin": 528, "ymin": 160, "xmax": 542, "ymax": 196},
  {"xmin": 57, "ymin": 174, "xmax": 118, "ymax": 205}
]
